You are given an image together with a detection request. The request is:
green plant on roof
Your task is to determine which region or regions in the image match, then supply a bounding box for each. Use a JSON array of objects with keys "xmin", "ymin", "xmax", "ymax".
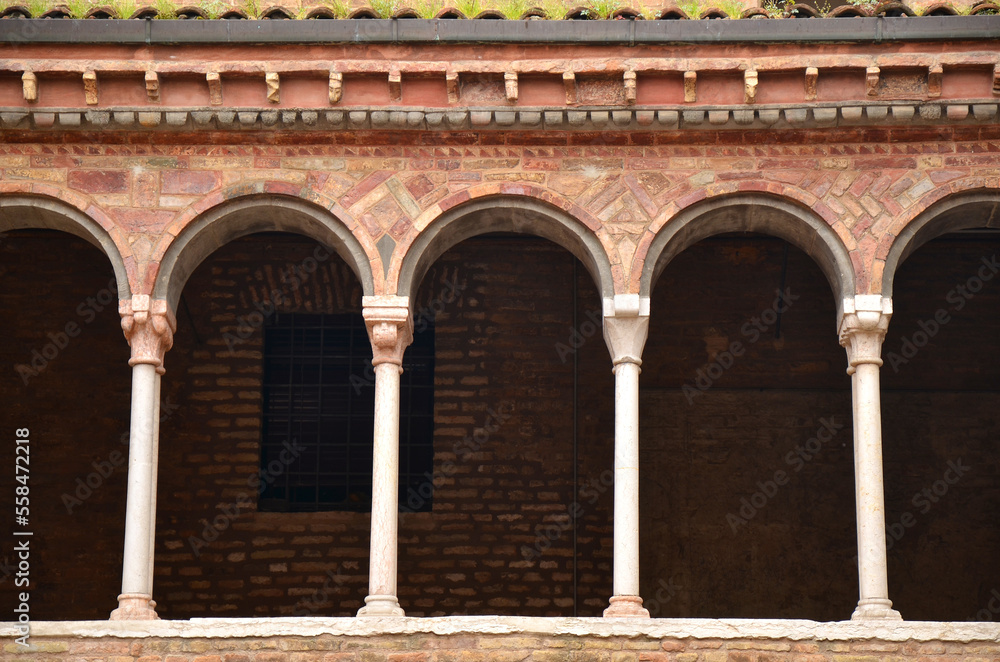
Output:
[
  {"xmin": 453, "ymin": 0, "xmax": 480, "ymax": 15},
  {"xmin": 370, "ymin": 0, "xmax": 400, "ymax": 16},
  {"xmin": 497, "ymin": 0, "xmax": 529, "ymax": 18},
  {"xmin": 108, "ymin": 0, "xmax": 136, "ymax": 17},
  {"xmin": 676, "ymin": 0, "xmax": 700, "ymax": 16},
  {"xmin": 23, "ymin": 0, "xmax": 49, "ymax": 16},
  {"xmin": 716, "ymin": 0, "xmax": 743, "ymax": 17},
  {"xmin": 587, "ymin": 0, "xmax": 621, "ymax": 17}
]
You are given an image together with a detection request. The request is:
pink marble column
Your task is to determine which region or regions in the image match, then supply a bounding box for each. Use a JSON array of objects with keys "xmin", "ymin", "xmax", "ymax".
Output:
[
  {"xmin": 358, "ymin": 296, "xmax": 412, "ymax": 617},
  {"xmin": 110, "ymin": 295, "xmax": 175, "ymax": 621},
  {"xmin": 839, "ymin": 295, "xmax": 901, "ymax": 621},
  {"xmin": 602, "ymin": 294, "xmax": 651, "ymax": 618}
]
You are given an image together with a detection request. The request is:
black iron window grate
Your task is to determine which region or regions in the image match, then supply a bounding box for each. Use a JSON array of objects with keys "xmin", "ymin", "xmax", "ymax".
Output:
[{"xmin": 259, "ymin": 312, "xmax": 434, "ymax": 512}]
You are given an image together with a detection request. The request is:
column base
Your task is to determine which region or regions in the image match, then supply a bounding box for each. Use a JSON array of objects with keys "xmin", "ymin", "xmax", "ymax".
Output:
[
  {"xmin": 851, "ymin": 598, "xmax": 902, "ymax": 621},
  {"xmin": 603, "ymin": 595, "xmax": 650, "ymax": 618},
  {"xmin": 110, "ymin": 593, "xmax": 159, "ymax": 620},
  {"xmin": 357, "ymin": 594, "xmax": 405, "ymax": 617}
]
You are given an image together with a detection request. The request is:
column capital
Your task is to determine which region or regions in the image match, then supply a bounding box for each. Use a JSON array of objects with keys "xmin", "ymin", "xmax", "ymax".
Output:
[
  {"xmin": 603, "ymin": 294, "xmax": 650, "ymax": 367},
  {"xmin": 363, "ymin": 295, "xmax": 413, "ymax": 367},
  {"xmin": 839, "ymin": 295, "xmax": 892, "ymax": 371},
  {"xmin": 120, "ymin": 296, "xmax": 176, "ymax": 371}
]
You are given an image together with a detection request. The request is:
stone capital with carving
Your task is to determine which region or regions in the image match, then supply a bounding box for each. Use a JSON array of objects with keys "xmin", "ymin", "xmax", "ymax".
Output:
[
  {"xmin": 838, "ymin": 295, "xmax": 892, "ymax": 371},
  {"xmin": 603, "ymin": 294, "xmax": 650, "ymax": 367},
  {"xmin": 120, "ymin": 296, "xmax": 176, "ymax": 371},
  {"xmin": 363, "ymin": 295, "xmax": 413, "ymax": 367}
]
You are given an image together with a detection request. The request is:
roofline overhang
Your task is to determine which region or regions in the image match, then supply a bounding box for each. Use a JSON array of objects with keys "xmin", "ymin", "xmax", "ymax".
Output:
[{"xmin": 0, "ymin": 16, "xmax": 998, "ymax": 46}]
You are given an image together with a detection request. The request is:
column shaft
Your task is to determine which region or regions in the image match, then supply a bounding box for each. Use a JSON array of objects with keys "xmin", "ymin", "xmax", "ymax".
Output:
[
  {"xmin": 602, "ymin": 295, "xmax": 650, "ymax": 618},
  {"xmin": 840, "ymin": 295, "xmax": 901, "ymax": 621},
  {"xmin": 358, "ymin": 295, "xmax": 411, "ymax": 617},
  {"xmin": 613, "ymin": 360, "xmax": 641, "ymax": 598},
  {"xmin": 111, "ymin": 295, "xmax": 174, "ymax": 621}
]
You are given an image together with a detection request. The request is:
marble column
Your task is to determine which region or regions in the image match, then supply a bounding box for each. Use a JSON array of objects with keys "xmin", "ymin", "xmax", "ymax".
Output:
[
  {"xmin": 358, "ymin": 295, "xmax": 412, "ymax": 617},
  {"xmin": 110, "ymin": 295, "xmax": 175, "ymax": 621},
  {"xmin": 839, "ymin": 295, "xmax": 901, "ymax": 621},
  {"xmin": 602, "ymin": 294, "xmax": 651, "ymax": 618}
]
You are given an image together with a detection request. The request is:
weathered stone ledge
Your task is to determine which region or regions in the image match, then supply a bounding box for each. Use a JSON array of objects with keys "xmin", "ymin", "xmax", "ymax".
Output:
[
  {"xmin": 1, "ymin": 103, "xmax": 998, "ymax": 132},
  {"xmin": 2, "ymin": 616, "xmax": 1000, "ymax": 642}
]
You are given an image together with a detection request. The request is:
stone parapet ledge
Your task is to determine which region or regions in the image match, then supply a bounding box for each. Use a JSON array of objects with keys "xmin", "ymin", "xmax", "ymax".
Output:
[{"xmin": 3, "ymin": 616, "xmax": 1000, "ymax": 641}]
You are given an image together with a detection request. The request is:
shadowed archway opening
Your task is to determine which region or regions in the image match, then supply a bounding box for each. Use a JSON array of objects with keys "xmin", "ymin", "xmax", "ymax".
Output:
[
  {"xmin": 881, "ymin": 224, "xmax": 1000, "ymax": 621},
  {"xmin": 0, "ymin": 229, "xmax": 131, "ymax": 619},
  {"xmin": 155, "ymin": 232, "xmax": 373, "ymax": 618},
  {"xmin": 398, "ymin": 231, "xmax": 613, "ymax": 617},
  {"xmin": 641, "ymin": 231, "xmax": 855, "ymax": 620}
]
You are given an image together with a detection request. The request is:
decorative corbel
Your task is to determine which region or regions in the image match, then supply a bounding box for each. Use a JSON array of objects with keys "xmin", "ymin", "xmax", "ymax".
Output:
[
  {"xmin": 145, "ymin": 71, "xmax": 160, "ymax": 103},
  {"xmin": 21, "ymin": 71, "xmax": 37, "ymax": 103},
  {"xmin": 504, "ymin": 72, "xmax": 518, "ymax": 103},
  {"xmin": 83, "ymin": 71, "xmax": 98, "ymax": 106},
  {"xmin": 207, "ymin": 72, "xmax": 222, "ymax": 106},
  {"xmin": 266, "ymin": 72, "xmax": 280, "ymax": 104},
  {"xmin": 805, "ymin": 67, "xmax": 818, "ymax": 101},
  {"xmin": 866, "ymin": 66, "xmax": 880, "ymax": 97},
  {"xmin": 744, "ymin": 69, "xmax": 758, "ymax": 105},
  {"xmin": 329, "ymin": 71, "xmax": 343, "ymax": 104},
  {"xmin": 928, "ymin": 64, "xmax": 943, "ymax": 98},
  {"xmin": 684, "ymin": 71, "xmax": 697, "ymax": 103},
  {"xmin": 624, "ymin": 70, "xmax": 637, "ymax": 105},
  {"xmin": 563, "ymin": 71, "xmax": 576, "ymax": 104},
  {"xmin": 388, "ymin": 71, "xmax": 402, "ymax": 102}
]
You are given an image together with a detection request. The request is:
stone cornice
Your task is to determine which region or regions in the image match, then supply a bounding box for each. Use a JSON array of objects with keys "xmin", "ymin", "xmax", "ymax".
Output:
[{"xmin": 2, "ymin": 101, "xmax": 998, "ymax": 131}]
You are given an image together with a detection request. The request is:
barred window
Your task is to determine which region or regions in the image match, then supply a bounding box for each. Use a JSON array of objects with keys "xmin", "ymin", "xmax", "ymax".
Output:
[{"xmin": 259, "ymin": 313, "xmax": 434, "ymax": 512}]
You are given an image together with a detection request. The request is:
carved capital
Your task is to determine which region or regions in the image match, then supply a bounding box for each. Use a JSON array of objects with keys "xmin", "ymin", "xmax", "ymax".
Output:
[
  {"xmin": 363, "ymin": 295, "xmax": 413, "ymax": 367},
  {"xmin": 839, "ymin": 295, "xmax": 892, "ymax": 372},
  {"xmin": 120, "ymin": 296, "xmax": 176, "ymax": 371},
  {"xmin": 603, "ymin": 294, "xmax": 650, "ymax": 367}
]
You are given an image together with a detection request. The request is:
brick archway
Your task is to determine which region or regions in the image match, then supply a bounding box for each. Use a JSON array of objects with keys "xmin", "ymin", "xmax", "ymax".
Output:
[
  {"xmin": 396, "ymin": 194, "xmax": 616, "ymax": 302},
  {"xmin": 639, "ymin": 193, "xmax": 856, "ymax": 317},
  {"xmin": 0, "ymin": 193, "xmax": 132, "ymax": 298},
  {"xmin": 882, "ymin": 190, "xmax": 1000, "ymax": 298},
  {"xmin": 153, "ymin": 194, "xmax": 376, "ymax": 312}
]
